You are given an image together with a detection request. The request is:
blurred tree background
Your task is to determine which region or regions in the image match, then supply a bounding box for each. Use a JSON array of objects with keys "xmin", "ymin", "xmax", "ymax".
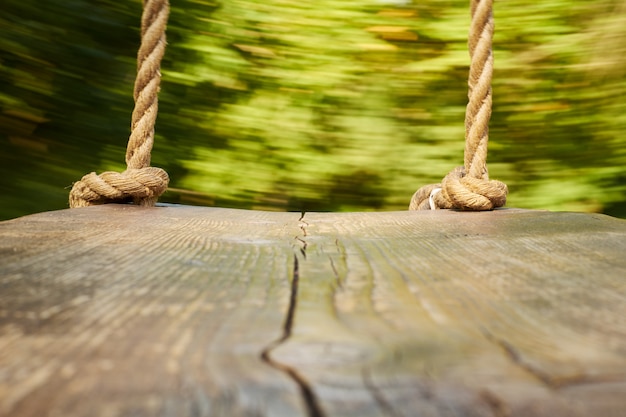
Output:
[{"xmin": 1, "ymin": 0, "xmax": 625, "ymax": 220}]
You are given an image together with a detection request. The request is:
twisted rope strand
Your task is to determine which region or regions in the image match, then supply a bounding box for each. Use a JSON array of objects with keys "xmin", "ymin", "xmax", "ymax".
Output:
[
  {"xmin": 70, "ymin": 0, "xmax": 170, "ymax": 208},
  {"xmin": 410, "ymin": 0, "xmax": 507, "ymax": 211},
  {"xmin": 465, "ymin": 0, "xmax": 494, "ymax": 179},
  {"xmin": 127, "ymin": 0, "xmax": 170, "ymax": 169}
]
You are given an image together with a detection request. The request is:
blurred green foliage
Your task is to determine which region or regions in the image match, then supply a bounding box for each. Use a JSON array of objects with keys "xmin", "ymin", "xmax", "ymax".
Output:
[{"xmin": 1, "ymin": 0, "xmax": 625, "ymax": 219}]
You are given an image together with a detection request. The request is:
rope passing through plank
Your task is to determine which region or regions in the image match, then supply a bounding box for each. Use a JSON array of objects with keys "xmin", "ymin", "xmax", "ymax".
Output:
[
  {"xmin": 69, "ymin": 0, "xmax": 170, "ymax": 208},
  {"xmin": 410, "ymin": 0, "xmax": 508, "ymax": 211}
]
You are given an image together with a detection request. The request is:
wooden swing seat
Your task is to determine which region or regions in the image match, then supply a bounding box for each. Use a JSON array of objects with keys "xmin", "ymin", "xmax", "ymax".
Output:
[{"xmin": 1, "ymin": 205, "xmax": 625, "ymax": 416}]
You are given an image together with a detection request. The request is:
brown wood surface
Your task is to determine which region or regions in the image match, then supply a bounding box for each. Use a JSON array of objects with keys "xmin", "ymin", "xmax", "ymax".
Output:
[{"xmin": 1, "ymin": 205, "xmax": 625, "ymax": 417}]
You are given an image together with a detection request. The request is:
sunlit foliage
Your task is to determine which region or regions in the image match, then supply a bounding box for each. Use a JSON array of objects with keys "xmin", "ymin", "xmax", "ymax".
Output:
[{"xmin": 1, "ymin": 0, "xmax": 625, "ymax": 219}]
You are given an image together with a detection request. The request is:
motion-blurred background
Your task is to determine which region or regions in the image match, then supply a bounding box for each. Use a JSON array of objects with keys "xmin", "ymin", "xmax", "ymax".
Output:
[{"xmin": 1, "ymin": 0, "xmax": 625, "ymax": 220}]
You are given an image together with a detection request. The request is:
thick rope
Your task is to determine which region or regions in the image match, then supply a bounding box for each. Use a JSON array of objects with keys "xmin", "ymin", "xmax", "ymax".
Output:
[
  {"xmin": 410, "ymin": 0, "xmax": 507, "ymax": 211},
  {"xmin": 70, "ymin": 0, "xmax": 170, "ymax": 208}
]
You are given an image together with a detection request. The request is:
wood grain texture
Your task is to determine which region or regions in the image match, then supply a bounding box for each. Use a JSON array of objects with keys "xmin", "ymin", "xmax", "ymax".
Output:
[{"xmin": 1, "ymin": 205, "xmax": 625, "ymax": 417}]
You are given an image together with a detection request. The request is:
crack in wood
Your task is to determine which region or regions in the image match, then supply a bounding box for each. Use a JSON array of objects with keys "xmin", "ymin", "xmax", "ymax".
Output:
[
  {"xmin": 260, "ymin": 219, "xmax": 326, "ymax": 417},
  {"xmin": 295, "ymin": 237, "xmax": 308, "ymax": 260},
  {"xmin": 328, "ymin": 238, "xmax": 347, "ymax": 290},
  {"xmin": 479, "ymin": 328, "xmax": 597, "ymax": 390},
  {"xmin": 284, "ymin": 255, "xmax": 300, "ymax": 340},
  {"xmin": 362, "ymin": 368, "xmax": 402, "ymax": 417},
  {"xmin": 480, "ymin": 328, "xmax": 558, "ymax": 388},
  {"xmin": 296, "ymin": 211, "xmax": 308, "ymax": 257},
  {"xmin": 327, "ymin": 255, "xmax": 343, "ymax": 290},
  {"xmin": 298, "ymin": 211, "xmax": 309, "ymax": 237}
]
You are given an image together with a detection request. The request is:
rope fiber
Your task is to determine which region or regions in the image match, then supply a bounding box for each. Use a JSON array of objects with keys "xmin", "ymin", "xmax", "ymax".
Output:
[
  {"xmin": 69, "ymin": 0, "xmax": 170, "ymax": 208},
  {"xmin": 410, "ymin": 0, "xmax": 508, "ymax": 211}
]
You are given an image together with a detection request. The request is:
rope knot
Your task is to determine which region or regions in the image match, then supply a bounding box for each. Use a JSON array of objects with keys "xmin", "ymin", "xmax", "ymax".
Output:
[
  {"xmin": 69, "ymin": 0, "xmax": 170, "ymax": 209},
  {"xmin": 69, "ymin": 167, "xmax": 169, "ymax": 208},
  {"xmin": 410, "ymin": 166, "xmax": 507, "ymax": 211},
  {"xmin": 409, "ymin": 0, "xmax": 507, "ymax": 212}
]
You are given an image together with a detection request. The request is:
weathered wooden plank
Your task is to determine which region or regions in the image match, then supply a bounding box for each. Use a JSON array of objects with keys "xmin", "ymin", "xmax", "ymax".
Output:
[
  {"xmin": 0, "ymin": 206, "xmax": 306, "ymax": 417},
  {"xmin": 271, "ymin": 210, "xmax": 626, "ymax": 416},
  {"xmin": 1, "ymin": 206, "xmax": 625, "ymax": 417}
]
